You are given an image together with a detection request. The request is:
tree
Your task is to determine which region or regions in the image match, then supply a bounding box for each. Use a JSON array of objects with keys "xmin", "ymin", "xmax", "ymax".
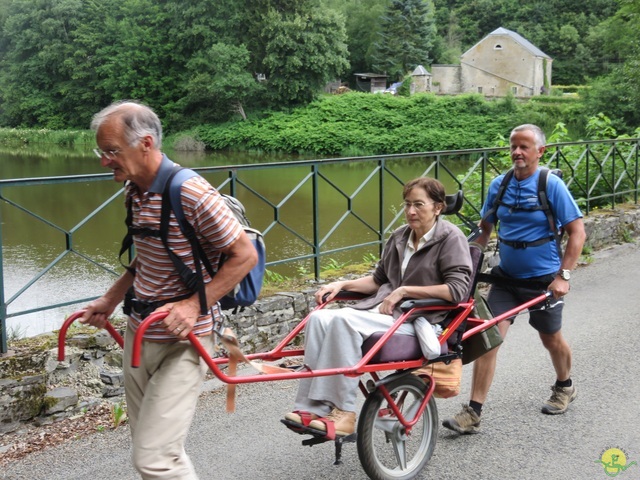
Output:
[
  {"xmin": 322, "ymin": 0, "xmax": 389, "ymax": 79},
  {"xmin": 0, "ymin": 0, "xmax": 92, "ymax": 127},
  {"xmin": 177, "ymin": 43, "xmax": 264, "ymax": 124},
  {"xmin": 584, "ymin": 0, "xmax": 640, "ymax": 132},
  {"xmin": 261, "ymin": 8, "xmax": 349, "ymax": 105},
  {"xmin": 372, "ymin": 0, "xmax": 437, "ymax": 81}
]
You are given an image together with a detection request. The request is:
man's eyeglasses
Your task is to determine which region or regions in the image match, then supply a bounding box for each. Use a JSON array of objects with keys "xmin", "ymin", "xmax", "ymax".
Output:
[
  {"xmin": 402, "ymin": 201, "xmax": 435, "ymax": 210},
  {"xmin": 93, "ymin": 148, "xmax": 122, "ymax": 160}
]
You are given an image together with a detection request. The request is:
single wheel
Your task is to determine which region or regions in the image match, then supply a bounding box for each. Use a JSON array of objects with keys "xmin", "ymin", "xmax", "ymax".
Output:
[{"xmin": 357, "ymin": 375, "xmax": 437, "ymax": 480}]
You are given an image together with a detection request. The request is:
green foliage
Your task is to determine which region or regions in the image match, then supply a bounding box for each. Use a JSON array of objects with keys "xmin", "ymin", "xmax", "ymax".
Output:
[
  {"xmin": 176, "ymin": 42, "xmax": 263, "ymax": 126},
  {"xmin": 372, "ymin": 0, "xmax": 437, "ymax": 81},
  {"xmin": 321, "ymin": 257, "xmax": 350, "ymax": 272},
  {"xmin": 0, "ymin": 0, "xmax": 636, "ymax": 135},
  {"xmin": 0, "ymin": 127, "xmax": 93, "ymax": 147},
  {"xmin": 111, "ymin": 402, "xmax": 127, "ymax": 429},
  {"xmin": 261, "ymin": 8, "xmax": 349, "ymax": 106},
  {"xmin": 0, "ymin": 0, "xmax": 350, "ymax": 129},
  {"xmin": 322, "ymin": 0, "xmax": 387, "ymax": 77},
  {"xmin": 457, "ymin": 114, "xmax": 639, "ymax": 227},
  {"xmin": 196, "ymin": 92, "xmax": 519, "ymax": 155}
]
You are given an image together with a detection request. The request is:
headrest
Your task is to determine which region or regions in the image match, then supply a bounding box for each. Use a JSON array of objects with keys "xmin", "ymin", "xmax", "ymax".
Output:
[{"xmin": 442, "ymin": 190, "xmax": 463, "ymax": 215}]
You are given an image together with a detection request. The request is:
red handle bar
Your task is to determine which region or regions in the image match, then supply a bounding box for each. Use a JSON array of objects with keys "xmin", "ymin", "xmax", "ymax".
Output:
[
  {"xmin": 57, "ymin": 310, "xmax": 125, "ymax": 361},
  {"xmin": 461, "ymin": 291, "xmax": 552, "ymax": 340}
]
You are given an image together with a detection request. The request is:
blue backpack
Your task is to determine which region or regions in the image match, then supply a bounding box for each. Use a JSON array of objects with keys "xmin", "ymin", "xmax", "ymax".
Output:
[{"xmin": 121, "ymin": 166, "xmax": 266, "ymax": 314}]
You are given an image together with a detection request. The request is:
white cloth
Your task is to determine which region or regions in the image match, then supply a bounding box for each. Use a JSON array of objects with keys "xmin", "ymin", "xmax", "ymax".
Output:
[
  {"xmin": 414, "ymin": 317, "xmax": 442, "ymax": 360},
  {"xmin": 294, "ymin": 307, "xmax": 416, "ymax": 415}
]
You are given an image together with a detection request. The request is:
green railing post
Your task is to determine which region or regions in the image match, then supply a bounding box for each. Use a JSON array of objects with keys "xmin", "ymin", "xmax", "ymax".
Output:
[
  {"xmin": 312, "ymin": 164, "xmax": 320, "ymax": 280},
  {"xmin": 0, "ymin": 186, "xmax": 6, "ymax": 354}
]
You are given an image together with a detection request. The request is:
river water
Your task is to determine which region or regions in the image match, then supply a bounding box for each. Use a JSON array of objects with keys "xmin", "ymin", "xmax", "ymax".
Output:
[{"xmin": 1, "ymin": 144, "xmax": 472, "ymax": 338}]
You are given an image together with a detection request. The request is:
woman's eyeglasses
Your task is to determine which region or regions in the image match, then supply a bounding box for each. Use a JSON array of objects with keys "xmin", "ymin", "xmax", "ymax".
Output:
[{"xmin": 402, "ymin": 201, "xmax": 435, "ymax": 210}]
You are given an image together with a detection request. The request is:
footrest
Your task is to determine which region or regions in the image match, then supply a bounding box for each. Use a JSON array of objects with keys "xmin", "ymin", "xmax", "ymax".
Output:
[{"xmin": 281, "ymin": 419, "xmax": 356, "ymax": 443}]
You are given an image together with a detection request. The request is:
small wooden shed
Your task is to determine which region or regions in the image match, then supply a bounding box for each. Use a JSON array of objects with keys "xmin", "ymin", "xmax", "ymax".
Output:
[{"xmin": 354, "ymin": 73, "xmax": 389, "ymax": 93}]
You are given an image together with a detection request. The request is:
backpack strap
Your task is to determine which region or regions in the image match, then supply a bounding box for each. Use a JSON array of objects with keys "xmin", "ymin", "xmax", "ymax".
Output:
[
  {"xmin": 482, "ymin": 168, "xmax": 514, "ymax": 225},
  {"xmin": 162, "ymin": 166, "xmax": 215, "ymax": 316},
  {"xmin": 537, "ymin": 168, "xmax": 563, "ymax": 257},
  {"xmin": 481, "ymin": 168, "xmax": 514, "ymax": 248},
  {"xmin": 118, "ymin": 167, "xmax": 215, "ymax": 316}
]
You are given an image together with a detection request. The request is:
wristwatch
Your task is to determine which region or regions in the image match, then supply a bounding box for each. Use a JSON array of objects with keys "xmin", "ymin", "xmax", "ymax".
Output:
[{"xmin": 557, "ymin": 269, "xmax": 571, "ymax": 281}]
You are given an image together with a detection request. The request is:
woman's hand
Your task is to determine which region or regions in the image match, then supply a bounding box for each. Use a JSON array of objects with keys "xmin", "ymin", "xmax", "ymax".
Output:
[
  {"xmin": 314, "ymin": 281, "xmax": 346, "ymax": 304},
  {"xmin": 378, "ymin": 287, "xmax": 406, "ymax": 315}
]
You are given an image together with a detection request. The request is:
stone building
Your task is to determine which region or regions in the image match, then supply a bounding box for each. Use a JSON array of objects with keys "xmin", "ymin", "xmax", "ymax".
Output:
[
  {"xmin": 431, "ymin": 27, "xmax": 552, "ymax": 97},
  {"xmin": 410, "ymin": 65, "xmax": 432, "ymax": 94}
]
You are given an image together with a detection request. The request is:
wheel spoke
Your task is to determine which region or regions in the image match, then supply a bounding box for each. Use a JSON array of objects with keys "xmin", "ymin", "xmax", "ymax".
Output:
[{"xmin": 391, "ymin": 436, "xmax": 408, "ymax": 470}]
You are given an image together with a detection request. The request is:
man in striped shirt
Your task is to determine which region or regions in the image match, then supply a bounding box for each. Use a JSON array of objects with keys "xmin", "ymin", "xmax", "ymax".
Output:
[{"xmin": 81, "ymin": 100, "xmax": 257, "ymax": 479}]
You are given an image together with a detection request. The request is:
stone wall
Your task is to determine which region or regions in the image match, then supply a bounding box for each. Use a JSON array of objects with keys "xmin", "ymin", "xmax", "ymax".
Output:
[{"xmin": 2, "ymin": 206, "xmax": 640, "ymax": 435}]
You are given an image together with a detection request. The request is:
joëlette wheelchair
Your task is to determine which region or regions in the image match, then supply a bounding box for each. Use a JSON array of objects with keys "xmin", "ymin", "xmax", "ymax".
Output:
[{"xmin": 58, "ymin": 191, "xmax": 551, "ymax": 480}]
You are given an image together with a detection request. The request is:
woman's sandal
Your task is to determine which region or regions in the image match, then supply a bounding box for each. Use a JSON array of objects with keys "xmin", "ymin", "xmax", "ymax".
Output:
[{"xmin": 281, "ymin": 411, "xmax": 319, "ymax": 434}]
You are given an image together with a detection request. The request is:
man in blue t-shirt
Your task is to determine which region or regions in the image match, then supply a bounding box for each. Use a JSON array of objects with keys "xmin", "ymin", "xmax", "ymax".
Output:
[{"xmin": 443, "ymin": 124, "xmax": 586, "ymax": 434}]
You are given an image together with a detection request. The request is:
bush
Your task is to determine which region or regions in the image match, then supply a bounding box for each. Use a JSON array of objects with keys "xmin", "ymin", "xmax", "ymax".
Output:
[{"xmin": 196, "ymin": 93, "xmax": 521, "ymax": 156}]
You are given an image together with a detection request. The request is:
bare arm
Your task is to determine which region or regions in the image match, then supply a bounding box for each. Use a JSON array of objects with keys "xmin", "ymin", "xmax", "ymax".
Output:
[
  {"xmin": 314, "ymin": 275, "xmax": 379, "ymax": 304},
  {"xmin": 475, "ymin": 219, "xmax": 494, "ymax": 249},
  {"xmin": 547, "ymin": 218, "xmax": 586, "ymax": 298},
  {"xmin": 80, "ymin": 259, "xmax": 136, "ymax": 329}
]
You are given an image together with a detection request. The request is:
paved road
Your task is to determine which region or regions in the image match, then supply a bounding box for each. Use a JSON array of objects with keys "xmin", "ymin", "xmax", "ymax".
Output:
[{"xmin": 3, "ymin": 242, "xmax": 640, "ymax": 480}]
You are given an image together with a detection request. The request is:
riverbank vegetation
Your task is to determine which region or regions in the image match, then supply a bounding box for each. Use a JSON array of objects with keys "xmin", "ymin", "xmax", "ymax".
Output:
[
  {"xmin": 0, "ymin": 92, "xmax": 589, "ymax": 156},
  {"xmin": 193, "ymin": 91, "xmax": 592, "ymax": 155}
]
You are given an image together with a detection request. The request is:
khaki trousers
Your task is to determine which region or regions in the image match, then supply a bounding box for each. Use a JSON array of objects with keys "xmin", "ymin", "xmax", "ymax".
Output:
[{"xmin": 123, "ymin": 326, "xmax": 214, "ymax": 480}]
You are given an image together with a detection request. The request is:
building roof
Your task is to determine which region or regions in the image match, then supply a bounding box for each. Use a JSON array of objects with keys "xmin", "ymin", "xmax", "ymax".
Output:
[
  {"xmin": 464, "ymin": 27, "xmax": 551, "ymax": 59},
  {"xmin": 354, "ymin": 73, "xmax": 388, "ymax": 79},
  {"xmin": 411, "ymin": 65, "xmax": 431, "ymax": 76}
]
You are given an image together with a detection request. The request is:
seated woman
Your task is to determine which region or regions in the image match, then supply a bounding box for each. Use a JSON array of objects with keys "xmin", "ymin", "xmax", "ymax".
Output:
[{"xmin": 283, "ymin": 177, "xmax": 473, "ymax": 437}]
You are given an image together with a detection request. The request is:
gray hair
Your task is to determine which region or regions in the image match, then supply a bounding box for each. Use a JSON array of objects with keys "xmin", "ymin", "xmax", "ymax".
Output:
[
  {"xmin": 511, "ymin": 124, "xmax": 546, "ymax": 149},
  {"xmin": 90, "ymin": 100, "xmax": 163, "ymax": 149}
]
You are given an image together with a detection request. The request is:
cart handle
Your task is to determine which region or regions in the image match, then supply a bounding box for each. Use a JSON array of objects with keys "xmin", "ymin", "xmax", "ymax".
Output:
[
  {"xmin": 57, "ymin": 310, "xmax": 124, "ymax": 361},
  {"xmin": 461, "ymin": 291, "xmax": 552, "ymax": 340}
]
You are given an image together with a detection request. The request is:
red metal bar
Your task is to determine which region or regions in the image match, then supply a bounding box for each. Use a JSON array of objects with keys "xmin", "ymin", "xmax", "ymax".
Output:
[
  {"xmin": 57, "ymin": 310, "xmax": 124, "ymax": 361},
  {"xmin": 130, "ymin": 310, "xmax": 426, "ymax": 384},
  {"xmin": 375, "ymin": 371, "xmax": 437, "ymax": 433},
  {"xmin": 461, "ymin": 292, "xmax": 551, "ymax": 341},
  {"xmin": 130, "ymin": 293, "xmax": 550, "ymax": 386}
]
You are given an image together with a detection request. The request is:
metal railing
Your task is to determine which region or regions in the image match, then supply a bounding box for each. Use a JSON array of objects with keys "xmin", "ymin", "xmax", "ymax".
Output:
[{"xmin": 1, "ymin": 138, "xmax": 639, "ymax": 353}]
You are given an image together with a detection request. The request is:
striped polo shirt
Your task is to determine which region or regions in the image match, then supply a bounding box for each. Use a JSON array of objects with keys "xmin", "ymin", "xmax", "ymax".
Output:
[{"xmin": 126, "ymin": 156, "xmax": 243, "ymax": 341}]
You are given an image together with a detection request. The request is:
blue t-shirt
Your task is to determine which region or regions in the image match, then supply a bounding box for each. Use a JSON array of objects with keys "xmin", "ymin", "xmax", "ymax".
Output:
[{"xmin": 480, "ymin": 169, "xmax": 583, "ymax": 278}]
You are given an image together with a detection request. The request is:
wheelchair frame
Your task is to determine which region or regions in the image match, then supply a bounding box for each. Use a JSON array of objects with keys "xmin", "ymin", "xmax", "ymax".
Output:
[
  {"xmin": 58, "ymin": 290, "xmax": 550, "ymax": 480},
  {"xmin": 56, "ymin": 191, "xmax": 553, "ymax": 479}
]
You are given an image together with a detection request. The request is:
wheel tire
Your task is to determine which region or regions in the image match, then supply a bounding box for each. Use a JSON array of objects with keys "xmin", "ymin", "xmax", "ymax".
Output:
[{"xmin": 357, "ymin": 375, "xmax": 438, "ymax": 480}]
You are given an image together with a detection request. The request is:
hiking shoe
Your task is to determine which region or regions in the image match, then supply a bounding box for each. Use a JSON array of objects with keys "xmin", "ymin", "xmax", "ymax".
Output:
[
  {"xmin": 541, "ymin": 384, "xmax": 577, "ymax": 415},
  {"xmin": 442, "ymin": 405, "xmax": 481, "ymax": 434},
  {"xmin": 308, "ymin": 408, "xmax": 356, "ymax": 436}
]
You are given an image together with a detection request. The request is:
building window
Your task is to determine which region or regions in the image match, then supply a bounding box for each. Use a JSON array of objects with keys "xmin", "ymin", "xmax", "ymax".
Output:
[
  {"xmin": 477, "ymin": 87, "xmax": 483, "ymax": 93},
  {"xmin": 512, "ymin": 86, "xmax": 518, "ymax": 95},
  {"xmin": 494, "ymin": 44, "xmax": 503, "ymax": 50}
]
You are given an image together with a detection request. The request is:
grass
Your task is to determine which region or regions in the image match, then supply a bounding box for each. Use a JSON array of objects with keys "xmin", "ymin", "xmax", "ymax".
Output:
[{"xmin": 0, "ymin": 127, "xmax": 93, "ymax": 147}]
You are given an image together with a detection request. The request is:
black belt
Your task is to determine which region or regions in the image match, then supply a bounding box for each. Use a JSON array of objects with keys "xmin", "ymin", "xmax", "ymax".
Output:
[
  {"xmin": 123, "ymin": 288, "xmax": 192, "ymax": 319},
  {"xmin": 499, "ymin": 236, "xmax": 553, "ymax": 249}
]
